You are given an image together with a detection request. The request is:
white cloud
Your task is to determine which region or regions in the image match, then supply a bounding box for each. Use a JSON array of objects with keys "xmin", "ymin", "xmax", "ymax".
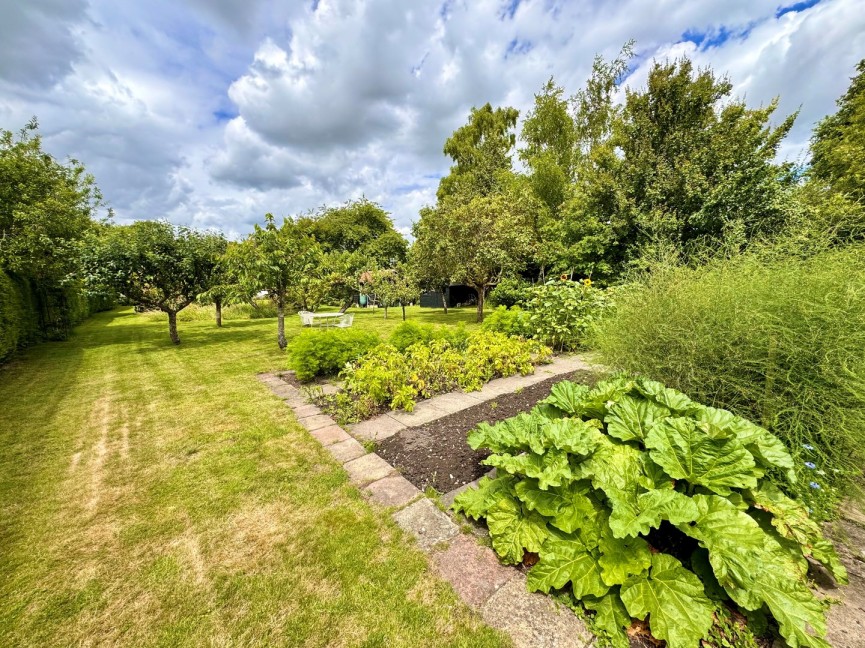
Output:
[{"xmin": 1, "ymin": 0, "xmax": 863, "ymax": 237}]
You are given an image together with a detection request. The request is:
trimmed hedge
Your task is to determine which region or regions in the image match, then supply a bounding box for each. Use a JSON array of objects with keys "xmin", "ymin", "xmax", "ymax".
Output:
[{"xmin": 0, "ymin": 270, "xmax": 113, "ymax": 363}]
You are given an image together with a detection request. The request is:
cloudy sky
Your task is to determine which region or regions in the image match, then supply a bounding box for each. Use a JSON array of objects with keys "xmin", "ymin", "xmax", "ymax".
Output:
[{"xmin": 1, "ymin": 0, "xmax": 863, "ymax": 238}]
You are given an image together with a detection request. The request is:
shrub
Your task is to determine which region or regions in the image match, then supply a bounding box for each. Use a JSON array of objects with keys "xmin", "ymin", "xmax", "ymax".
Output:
[
  {"xmin": 389, "ymin": 321, "xmax": 471, "ymax": 352},
  {"xmin": 524, "ymin": 280, "xmax": 610, "ymax": 352},
  {"xmin": 288, "ymin": 328, "xmax": 380, "ymax": 381},
  {"xmin": 454, "ymin": 376, "xmax": 846, "ymax": 648},
  {"xmin": 592, "ymin": 247, "xmax": 865, "ymax": 517},
  {"xmin": 0, "ymin": 271, "xmax": 29, "ymax": 361},
  {"xmin": 489, "ymin": 276, "xmax": 532, "ymax": 307},
  {"xmin": 481, "ymin": 305, "xmax": 532, "ymax": 338},
  {"xmin": 335, "ymin": 331, "xmax": 552, "ymax": 418}
]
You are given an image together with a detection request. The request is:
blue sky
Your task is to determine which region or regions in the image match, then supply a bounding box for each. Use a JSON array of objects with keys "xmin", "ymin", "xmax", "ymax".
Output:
[{"xmin": 0, "ymin": 0, "xmax": 863, "ymax": 239}]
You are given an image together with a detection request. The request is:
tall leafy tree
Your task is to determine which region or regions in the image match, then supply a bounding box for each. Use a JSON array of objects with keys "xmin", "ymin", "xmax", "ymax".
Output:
[
  {"xmin": 571, "ymin": 56, "xmax": 796, "ymax": 276},
  {"xmin": 810, "ymin": 59, "xmax": 865, "ymax": 202},
  {"xmin": 437, "ymin": 103, "xmax": 519, "ymax": 199},
  {"xmin": 85, "ymin": 221, "xmax": 224, "ymax": 344},
  {"xmin": 414, "ymin": 183, "xmax": 537, "ymax": 322},
  {"xmin": 1, "ymin": 118, "xmax": 105, "ymax": 338},
  {"xmin": 232, "ymin": 214, "xmax": 323, "ymax": 350}
]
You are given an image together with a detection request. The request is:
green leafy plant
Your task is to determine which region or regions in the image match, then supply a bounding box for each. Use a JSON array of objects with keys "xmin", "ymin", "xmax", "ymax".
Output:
[
  {"xmin": 389, "ymin": 321, "xmax": 470, "ymax": 352},
  {"xmin": 332, "ymin": 331, "xmax": 551, "ymax": 418},
  {"xmin": 523, "ymin": 279, "xmax": 610, "ymax": 352},
  {"xmin": 481, "ymin": 305, "xmax": 532, "ymax": 338},
  {"xmin": 489, "ymin": 276, "xmax": 532, "ymax": 307},
  {"xmin": 287, "ymin": 328, "xmax": 380, "ymax": 381},
  {"xmin": 452, "ymin": 376, "xmax": 846, "ymax": 648},
  {"xmin": 592, "ymin": 247, "xmax": 865, "ymax": 518}
]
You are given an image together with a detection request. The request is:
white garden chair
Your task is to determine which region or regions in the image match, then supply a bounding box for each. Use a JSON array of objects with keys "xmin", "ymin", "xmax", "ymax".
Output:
[
  {"xmin": 335, "ymin": 313, "xmax": 354, "ymax": 328},
  {"xmin": 298, "ymin": 311, "xmax": 314, "ymax": 326}
]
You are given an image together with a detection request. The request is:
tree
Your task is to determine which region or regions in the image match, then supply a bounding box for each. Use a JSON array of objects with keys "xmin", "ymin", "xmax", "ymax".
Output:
[
  {"xmin": 1, "ymin": 118, "xmax": 105, "ymax": 338},
  {"xmin": 570, "ymin": 56, "xmax": 796, "ymax": 276},
  {"xmin": 365, "ymin": 265, "xmax": 418, "ymax": 320},
  {"xmin": 232, "ymin": 214, "xmax": 322, "ymax": 350},
  {"xmin": 437, "ymin": 103, "xmax": 519, "ymax": 199},
  {"xmin": 85, "ymin": 221, "xmax": 224, "ymax": 344},
  {"xmin": 413, "ymin": 183, "xmax": 537, "ymax": 322},
  {"xmin": 810, "ymin": 59, "xmax": 865, "ymax": 202},
  {"xmin": 410, "ymin": 207, "xmax": 454, "ymax": 314},
  {"xmin": 197, "ymin": 241, "xmax": 244, "ymax": 327}
]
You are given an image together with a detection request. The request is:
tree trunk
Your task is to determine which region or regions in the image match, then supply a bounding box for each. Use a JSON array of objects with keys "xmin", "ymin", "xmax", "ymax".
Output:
[
  {"xmin": 215, "ymin": 298, "xmax": 223, "ymax": 327},
  {"xmin": 475, "ymin": 287, "xmax": 485, "ymax": 323},
  {"xmin": 401, "ymin": 303, "xmax": 406, "ymax": 321},
  {"xmin": 383, "ymin": 305, "xmax": 388, "ymax": 319},
  {"xmin": 167, "ymin": 309, "xmax": 180, "ymax": 344},
  {"xmin": 441, "ymin": 289, "xmax": 448, "ymax": 315},
  {"xmin": 277, "ymin": 295, "xmax": 286, "ymax": 350}
]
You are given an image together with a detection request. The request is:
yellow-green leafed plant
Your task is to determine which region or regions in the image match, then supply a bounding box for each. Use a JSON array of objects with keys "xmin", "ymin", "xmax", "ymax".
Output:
[{"xmin": 452, "ymin": 376, "xmax": 846, "ymax": 648}]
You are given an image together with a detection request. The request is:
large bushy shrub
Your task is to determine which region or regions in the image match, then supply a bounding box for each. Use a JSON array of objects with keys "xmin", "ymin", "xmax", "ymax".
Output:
[
  {"xmin": 454, "ymin": 376, "xmax": 846, "ymax": 648},
  {"xmin": 592, "ymin": 247, "xmax": 865, "ymax": 517},
  {"xmin": 288, "ymin": 328, "xmax": 380, "ymax": 381},
  {"xmin": 489, "ymin": 276, "xmax": 532, "ymax": 307},
  {"xmin": 483, "ymin": 281, "xmax": 611, "ymax": 352}
]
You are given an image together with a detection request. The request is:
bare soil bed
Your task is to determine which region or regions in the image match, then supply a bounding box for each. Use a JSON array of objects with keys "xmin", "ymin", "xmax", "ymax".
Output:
[{"xmin": 376, "ymin": 369, "xmax": 601, "ymax": 493}]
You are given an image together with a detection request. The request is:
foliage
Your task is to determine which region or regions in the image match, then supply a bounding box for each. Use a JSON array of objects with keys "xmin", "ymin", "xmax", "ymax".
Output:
[
  {"xmin": 83, "ymin": 221, "xmax": 224, "ymax": 344},
  {"xmin": 412, "ymin": 182, "xmax": 538, "ymax": 322},
  {"xmin": 453, "ymin": 376, "xmax": 846, "ymax": 648},
  {"xmin": 0, "ymin": 119, "xmax": 106, "ymax": 353},
  {"xmin": 332, "ymin": 332, "xmax": 551, "ymax": 421},
  {"xmin": 592, "ymin": 247, "xmax": 865, "ymax": 518},
  {"xmin": 388, "ymin": 321, "xmax": 469, "ymax": 352},
  {"xmin": 810, "ymin": 59, "xmax": 865, "ymax": 202},
  {"xmin": 288, "ymin": 329, "xmax": 380, "ymax": 382},
  {"xmin": 523, "ymin": 280, "xmax": 610, "ymax": 352},
  {"xmin": 363, "ymin": 264, "xmax": 418, "ymax": 320},
  {"xmin": 481, "ymin": 306, "xmax": 532, "ymax": 338},
  {"xmin": 488, "ymin": 276, "xmax": 532, "ymax": 307},
  {"xmin": 437, "ymin": 103, "xmax": 520, "ymax": 200},
  {"xmin": 231, "ymin": 214, "xmax": 325, "ymax": 349}
]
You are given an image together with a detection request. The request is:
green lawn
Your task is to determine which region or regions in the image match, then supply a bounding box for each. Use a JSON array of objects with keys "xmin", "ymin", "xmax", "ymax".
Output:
[{"xmin": 0, "ymin": 306, "xmax": 509, "ymax": 647}]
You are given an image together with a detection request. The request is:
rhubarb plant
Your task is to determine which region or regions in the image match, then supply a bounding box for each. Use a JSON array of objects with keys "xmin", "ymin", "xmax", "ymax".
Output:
[{"xmin": 452, "ymin": 376, "xmax": 846, "ymax": 648}]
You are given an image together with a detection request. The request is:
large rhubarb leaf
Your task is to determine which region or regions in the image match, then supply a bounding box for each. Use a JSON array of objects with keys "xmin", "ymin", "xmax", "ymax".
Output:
[
  {"xmin": 597, "ymin": 528, "xmax": 652, "ymax": 586},
  {"xmin": 527, "ymin": 534, "xmax": 609, "ymax": 598},
  {"xmin": 694, "ymin": 407, "xmax": 797, "ymax": 482},
  {"xmin": 515, "ymin": 478, "xmax": 601, "ymax": 535},
  {"xmin": 747, "ymin": 482, "xmax": 847, "ymax": 583},
  {"xmin": 580, "ymin": 376, "xmax": 635, "ymax": 419},
  {"xmin": 540, "ymin": 417, "xmax": 604, "ymax": 455},
  {"xmin": 677, "ymin": 495, "xmax": 830, "ymax": 648},
  {"xmin": 604, "ymin": 394, "xmax": 670, "ymax": 443},
  {"xmin": 484, "ymin": 447, "xmax": 573, "ymax": 489},
  {"xmin": 607, "ymin": 489, "xmax": 699, "ymax": 539},
  {"xmin": 583, "ymin": 590, "xmax": 631, "ymax": 648},
  {"xmin": 620, "ymin": 553, "xmax": 713, "ymax": 648},
  {"xmin": 467, "ymin": 413, "xmax": 545, "ymax": 454},
  {"xmin": 645, "ymin": 417, "xmax": 759, "ymax": 494},
  {"xmin": 572, "ymin": 435, "xmax": 647, "ymax": 503},
  {"xmin": 486, "ymin": 494, "xmax": 549, "ymax": 564},
  {"xmin": 541, "ymin": 380, "xmax": 590, "ymax": 416},
  {"xmin": 634, "ymin": 378, "xmax": 696, "ymax": 414},
  {"xmin": 451, "ymin": 474, "xmax": 515, "ymax": 520}
]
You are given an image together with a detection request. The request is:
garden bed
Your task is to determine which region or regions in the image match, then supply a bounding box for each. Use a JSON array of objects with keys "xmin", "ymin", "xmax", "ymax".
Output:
[{"xmin": 376, "ymin": 369, "xmax": 600, "ymax": 493}]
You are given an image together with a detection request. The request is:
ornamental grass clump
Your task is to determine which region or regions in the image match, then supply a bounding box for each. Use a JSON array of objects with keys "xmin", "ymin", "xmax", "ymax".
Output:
[{"xmin": 453, "ymin": 376, "xmax": 846, "ymax": 648}]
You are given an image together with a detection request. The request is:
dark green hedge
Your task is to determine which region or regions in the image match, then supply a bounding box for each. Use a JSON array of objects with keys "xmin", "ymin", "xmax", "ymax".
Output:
[{"xmin": 0, "ymin": 270, "xmax": 113, "ymax": 362}]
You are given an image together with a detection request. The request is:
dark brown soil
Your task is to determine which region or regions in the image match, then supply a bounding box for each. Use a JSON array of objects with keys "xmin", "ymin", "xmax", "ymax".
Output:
[
  {"xmin": 278, "ymin": 371, "xmax": 304, "ymax": 388},
  {"xmin": 376, "ymin": 370, "xmax": 600, "ymax": 493}
]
